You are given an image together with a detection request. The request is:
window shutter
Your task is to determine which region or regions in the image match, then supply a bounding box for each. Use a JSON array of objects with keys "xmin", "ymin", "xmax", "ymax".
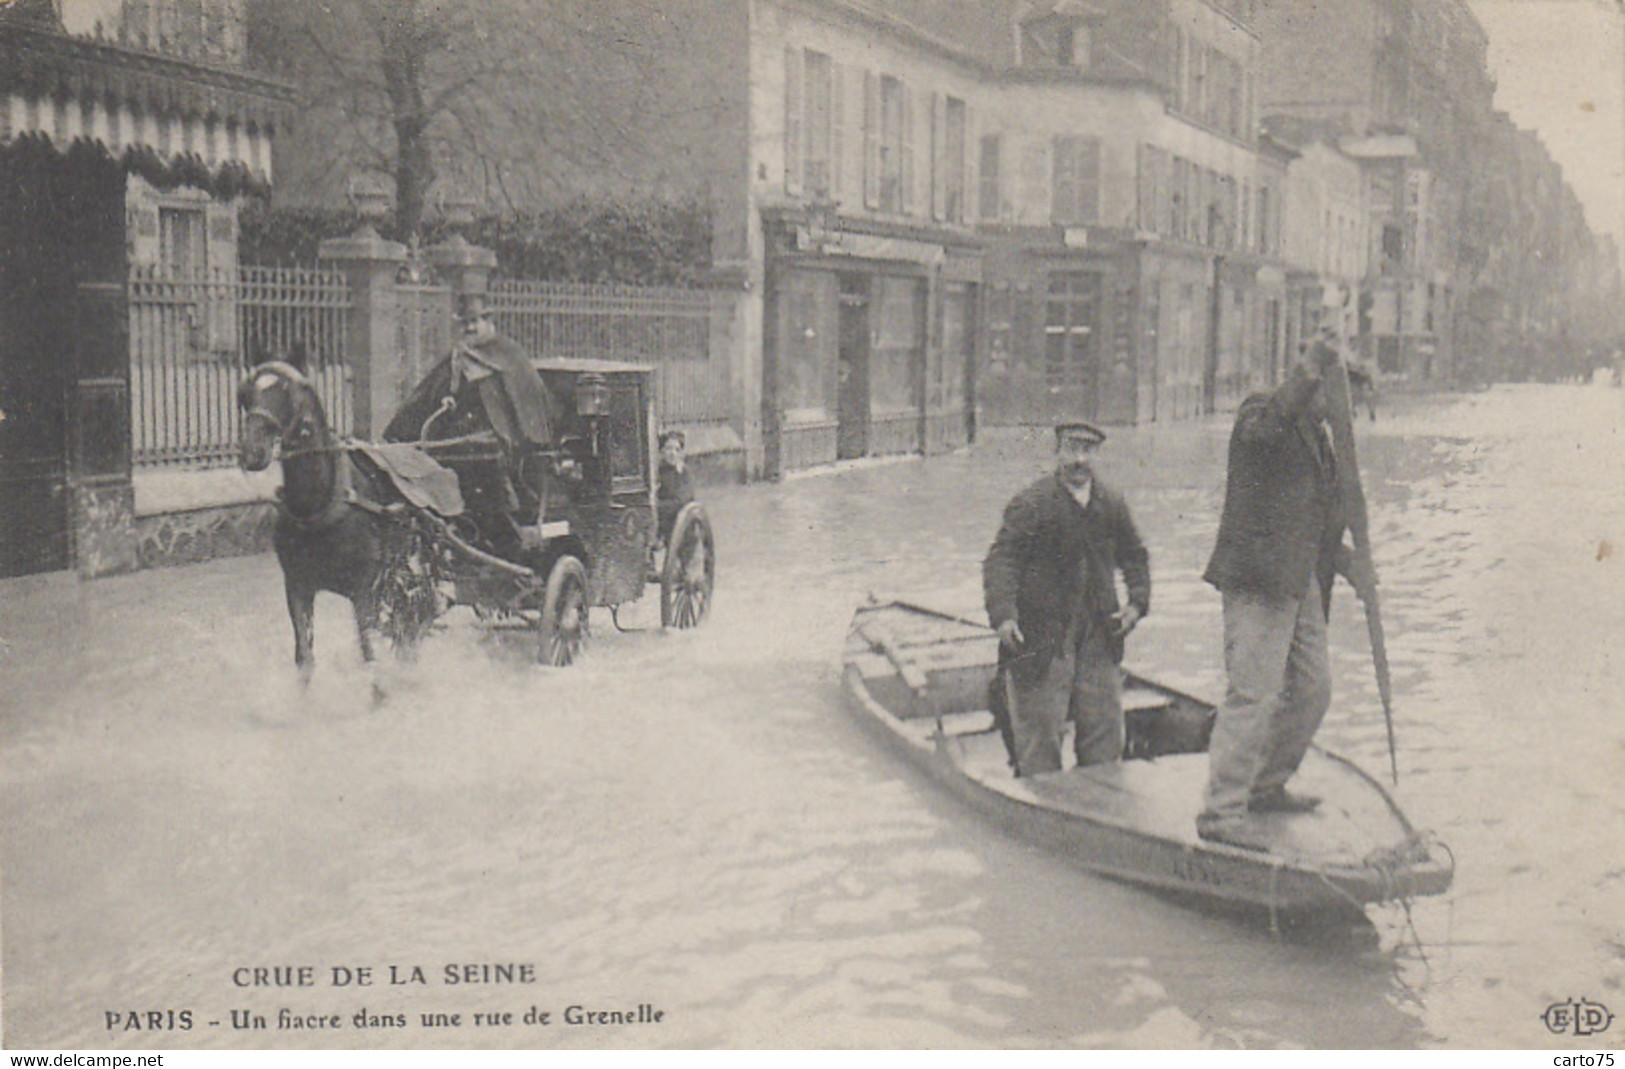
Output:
[
  {"xmin": 1240, "ymin": 179, "xmax": 1251, "ymax": 250},
  {"xmin": 1022, "ymin": 141, "xmax": 1048, "ymax": 226},
  {"xmin": 978, "ymin": 134, "xmax": 1000, "ymax": 222},
  {"xmin": 1079, "ymin": 136, "xmax": 1099, "ymax": 224},
  {"xmin": 1248, "ymin": 70, "xmax": 1261, "ymax": 138},
  {"xmin": 1052, "ymin": 137, "xmax": 1075, "ymax": 225},
  {"xmin": 961, "ymin": 100, "xmax": 975, "ymax": 223},
  {"xmin": 785, "ymin": 47, "xmax": 804, "ymax": 196},
  {"xmin": 931, "ymin": 92, "xmax": 947, "ymax": 221},
  {"xmin": 1176, "ymin": 29, "xmax": 1189, "ymax": 111},
  {"xmin": 1137, "ymin": 144, "xmax": 1153, "ymax": 231},
  {"xmin": 901, "ymin": 83, "xmax": 916, "ymax": 215},
  {"xmin": 831, "ymin": 61, "xmax": 847, "ymax": 204},
  {"xmin": 863, "ymin": 70, "xmax": 879, "ymax": 209},
  {"xmin": 1157, "ymin": 150, "xmax": 1171, "ymax": 235}
]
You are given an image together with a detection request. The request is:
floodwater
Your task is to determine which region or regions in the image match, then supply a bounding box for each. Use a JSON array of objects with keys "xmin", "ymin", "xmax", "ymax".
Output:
[{"xmin": 2, "ymin": 383, "xmax": 1622, "ymax": 1049}]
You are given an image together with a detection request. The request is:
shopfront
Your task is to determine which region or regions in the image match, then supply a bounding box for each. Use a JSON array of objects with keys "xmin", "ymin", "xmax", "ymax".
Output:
[{"xmin": 762, "ymin": 210, "xmax": 980, "ymax": 476}]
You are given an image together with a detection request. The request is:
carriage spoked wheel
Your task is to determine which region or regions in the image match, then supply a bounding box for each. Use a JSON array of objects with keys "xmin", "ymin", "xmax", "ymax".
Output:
[
  {"xmin": 538, "ymin": 555, "xmax": 590, "ymax": 666},
  {"xmin": 661, "ymin": 503, "xmax": 715, "ymax": 630}
]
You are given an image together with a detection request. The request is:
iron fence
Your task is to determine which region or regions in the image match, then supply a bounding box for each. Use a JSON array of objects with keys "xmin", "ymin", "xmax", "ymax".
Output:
[
  {"xmin": 487, "ymin": 280, "xmax": 730, "ymax": 425},
  {"xmin": 129, "ymin": 264, "xmax": 351, "ymax": 469}
]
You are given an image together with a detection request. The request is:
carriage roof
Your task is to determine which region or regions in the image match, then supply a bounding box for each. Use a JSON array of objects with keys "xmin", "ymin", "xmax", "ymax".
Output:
[
  {"xmin": 532, "ymin": 357, "xmax": 654, "ymax": 377},
  {"xmin": 383, "ymin": 344, "xmax": 656, "ymax": 450}
]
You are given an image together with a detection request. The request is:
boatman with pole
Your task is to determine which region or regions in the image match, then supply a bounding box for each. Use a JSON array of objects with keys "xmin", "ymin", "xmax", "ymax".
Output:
[
  {"xmin": 1196, "ymin": 326, "xmax": 1379, "ymax": 852},
  {"xmin": 983, "ymin": 421, "xmax": 1151, "ymax": 776}
]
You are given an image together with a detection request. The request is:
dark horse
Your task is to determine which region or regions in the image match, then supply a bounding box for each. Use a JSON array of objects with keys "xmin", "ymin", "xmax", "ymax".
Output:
[{"xmin": 237, "ymin": 362, "xmax": 437, "ymax": 694}]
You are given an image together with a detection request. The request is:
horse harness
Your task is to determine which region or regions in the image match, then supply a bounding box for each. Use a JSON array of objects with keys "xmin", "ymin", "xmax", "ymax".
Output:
[{"xmin": 244, "ymin": 374, "xmax": 363, "ymax": 532}]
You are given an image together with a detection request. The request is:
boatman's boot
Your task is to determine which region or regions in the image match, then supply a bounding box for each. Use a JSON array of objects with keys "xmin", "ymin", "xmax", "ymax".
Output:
[
  {"xmin": 1196, "ymin": 816, "xmax": 1272, "ymax": 852},
  {"xmin": 1249, "ymin": 786, "xmax": 1321, "ymax": 814}
]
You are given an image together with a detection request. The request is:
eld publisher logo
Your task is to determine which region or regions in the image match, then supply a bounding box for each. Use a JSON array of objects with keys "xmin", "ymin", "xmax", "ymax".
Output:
[{"xmin": 1543, "ymin": 998, "xmax": 1615, "ymax": 1037}]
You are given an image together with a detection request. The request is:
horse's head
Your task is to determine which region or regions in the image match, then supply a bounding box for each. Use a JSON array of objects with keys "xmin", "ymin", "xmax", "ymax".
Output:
[{"xmin": 237, "ymin": 361, "xmax": 326, "ymax": 472}]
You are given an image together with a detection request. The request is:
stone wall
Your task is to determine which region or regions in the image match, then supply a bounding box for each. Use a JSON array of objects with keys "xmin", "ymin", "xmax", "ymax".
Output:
[{"xmin": 134, "ymin": 502, "xmax": 277, "ymax": 570}]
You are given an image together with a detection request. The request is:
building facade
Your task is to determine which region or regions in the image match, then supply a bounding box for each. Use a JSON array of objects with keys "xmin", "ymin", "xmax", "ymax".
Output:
[
  {"xmin": 1254, "ymin": 0, "xmax": 1498, "ymax": 379},
  {"xmin": 754, "ymin": 0, "xmax": 987, "ymax": 474},
  {"xmin": 759, "ymin": 0, "xmax": 1291, "ymax": 441},
  {"xmin": 257, "ymin": 0, "xmax": 1620, "ymax": 485},
  {"xmin": 0, "ymin": 0, "xmax": 288, "ymax": 578}
]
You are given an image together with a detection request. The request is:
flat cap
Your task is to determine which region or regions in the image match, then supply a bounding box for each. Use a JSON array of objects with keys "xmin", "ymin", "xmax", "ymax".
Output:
[{"xmin": 1054, "ymin": 421, "xmax": 1106, "ymax": 446}]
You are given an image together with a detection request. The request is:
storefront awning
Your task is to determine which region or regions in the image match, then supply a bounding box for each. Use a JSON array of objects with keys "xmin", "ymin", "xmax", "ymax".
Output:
[{"xmin": 0, "ymin": 23, "xmax": 294, "ymax": 180}]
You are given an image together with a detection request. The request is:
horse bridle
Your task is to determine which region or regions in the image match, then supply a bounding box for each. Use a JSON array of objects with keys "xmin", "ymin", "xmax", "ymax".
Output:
[{"xmin": 242, "ymin": 368, "xmax": 342, "ymax": 461}]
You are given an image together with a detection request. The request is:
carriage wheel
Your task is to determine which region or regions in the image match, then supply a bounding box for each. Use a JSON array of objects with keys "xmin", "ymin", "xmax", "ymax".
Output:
[
  {"xmin": 661, "ymin": 503, "xmax": 714, "ymax": 629},
  {"xmin": 539, "ymin": 555, "xmax": 589, "ymax": 666}
]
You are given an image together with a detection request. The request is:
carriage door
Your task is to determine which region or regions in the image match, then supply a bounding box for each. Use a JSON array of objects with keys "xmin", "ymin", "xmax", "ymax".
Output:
[
  {"xmin": 836, "ymin": 273, "xmax": 871, "ymax": 460},
  {"xmin": 595, "ymin": 375, "xmax": 654, "ymax": 606},
  {"xmin": 1044, "ymin": 271, "xmax": 1102, "ymax": 424}
]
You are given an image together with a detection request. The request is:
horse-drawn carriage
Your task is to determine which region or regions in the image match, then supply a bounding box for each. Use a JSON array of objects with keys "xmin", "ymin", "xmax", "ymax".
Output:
[{"xmin": 237, "ymin": 328, "xmax": 715, "ymax": 679}]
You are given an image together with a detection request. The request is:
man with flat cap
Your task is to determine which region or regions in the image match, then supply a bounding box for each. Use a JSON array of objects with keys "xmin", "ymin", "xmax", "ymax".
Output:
[{"xmin": 983, "ymin": 421, "xmax": 1151, "ymax": 775}]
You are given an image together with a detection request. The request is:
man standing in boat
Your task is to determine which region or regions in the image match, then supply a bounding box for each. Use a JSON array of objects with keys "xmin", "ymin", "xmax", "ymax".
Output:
[
  {"xmin": 1196, "ymin": 330, "xmax": 1374, "ymax": 851},
  {"xmin": 983, "ymin": 422, "xmax": 1151, "ymax": 776}
]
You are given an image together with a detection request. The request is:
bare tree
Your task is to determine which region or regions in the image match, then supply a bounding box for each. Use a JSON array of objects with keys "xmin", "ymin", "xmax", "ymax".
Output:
[{"xmin": 251, "ymin": 0, "xmax": 722, "ymax": 238}]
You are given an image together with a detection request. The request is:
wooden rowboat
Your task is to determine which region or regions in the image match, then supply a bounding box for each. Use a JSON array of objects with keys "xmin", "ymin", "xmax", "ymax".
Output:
[{"xmin": 842, "ymin": 599, "xmax": 1454, "ymax": 920}]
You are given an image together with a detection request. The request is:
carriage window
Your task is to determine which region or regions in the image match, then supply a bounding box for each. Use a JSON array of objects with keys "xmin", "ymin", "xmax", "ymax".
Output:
[{"xmin": 607, "ymin": 380, "xmax": 647, "ymax": 492}]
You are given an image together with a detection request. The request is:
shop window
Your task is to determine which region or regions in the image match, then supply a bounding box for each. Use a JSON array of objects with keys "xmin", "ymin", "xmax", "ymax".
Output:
[
  {"xmin": 871, "ymin": 275, "xmax": 922, "ymax": 414},
  {"xmin": 938, "ymin": 283, "xmax": 971, "ymax": 411},
  {"xmin": 1044, "ymin": 272, "xmax": 1101, "ymax": 391},
  {"xmin": 781, "ymin": 270, "xmax": 837, "ymax": 423}
]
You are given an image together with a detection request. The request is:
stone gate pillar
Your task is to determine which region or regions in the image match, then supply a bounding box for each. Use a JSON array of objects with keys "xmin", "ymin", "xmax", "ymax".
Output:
[
  {"xmin": 71, "ymin": 281, "xmax": 139, "ymax": 578},
  {"xmin": 318, "ymin": 226, "xmax": 406, "ymax": 439},
  {"xmin": 425, "ymin": 234, "xmax": 497, "ymax": 313}
]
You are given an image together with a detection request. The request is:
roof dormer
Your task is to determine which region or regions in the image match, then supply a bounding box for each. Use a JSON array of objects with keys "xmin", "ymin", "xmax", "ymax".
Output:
[{"xmin": 1017, "ymin": 1, "xmax": 1106, "ymax": 73}]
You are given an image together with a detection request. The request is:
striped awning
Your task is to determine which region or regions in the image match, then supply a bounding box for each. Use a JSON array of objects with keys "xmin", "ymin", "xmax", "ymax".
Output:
[{"xmin": 0, "ymin": 22, "xmax": 294, "ymax": 180}]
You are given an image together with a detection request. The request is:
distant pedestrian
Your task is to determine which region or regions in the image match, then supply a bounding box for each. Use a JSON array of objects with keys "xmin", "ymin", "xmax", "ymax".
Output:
[
  {"xmin": 1196, "ymin": 333, "xmax": 1372, "ymax": 851},
  {"xmin": 983, "ymin": 422, "xmax": 1151, "ymax": 775}
]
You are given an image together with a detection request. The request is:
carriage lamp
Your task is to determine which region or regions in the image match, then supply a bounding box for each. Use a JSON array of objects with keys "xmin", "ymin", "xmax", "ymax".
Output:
[{"xmin": 576, "ymin": 373, "xmax": 610, "ymax": 418}]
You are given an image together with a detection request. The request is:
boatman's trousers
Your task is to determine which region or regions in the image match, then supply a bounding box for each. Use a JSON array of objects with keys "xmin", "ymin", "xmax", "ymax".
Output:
[
  {"xmin": 1199, "ymin": 574, "xmax": 1332, "ymax": 827},
  {"xmin": 1007, "ymin": 616, "xmax": 1123, "ymax": 776}
]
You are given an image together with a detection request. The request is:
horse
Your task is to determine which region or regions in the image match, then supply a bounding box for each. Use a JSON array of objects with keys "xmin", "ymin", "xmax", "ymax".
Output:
[{"xmin": 237, "ymin": 361, "xmax": 438, "ymax": 695}]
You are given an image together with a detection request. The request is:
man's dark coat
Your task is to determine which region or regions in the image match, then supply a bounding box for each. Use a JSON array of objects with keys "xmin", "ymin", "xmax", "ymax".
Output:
[
  {"xmin": 1202, "ymin": 385, "xmax": 1345, "ymax": 611},
  {"xmin": 983, "ymin": 472, "xmax": 1150, "ymax": 688},
  {"xmin": 657, "ymin": 461, "xmax": 695, "ymax": 542}
]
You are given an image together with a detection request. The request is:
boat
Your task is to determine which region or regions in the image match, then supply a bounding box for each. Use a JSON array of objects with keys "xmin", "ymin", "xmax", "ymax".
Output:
[{"xmin": 842, "ymin": 599, "xmax": 1454, "ymax": 920}]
